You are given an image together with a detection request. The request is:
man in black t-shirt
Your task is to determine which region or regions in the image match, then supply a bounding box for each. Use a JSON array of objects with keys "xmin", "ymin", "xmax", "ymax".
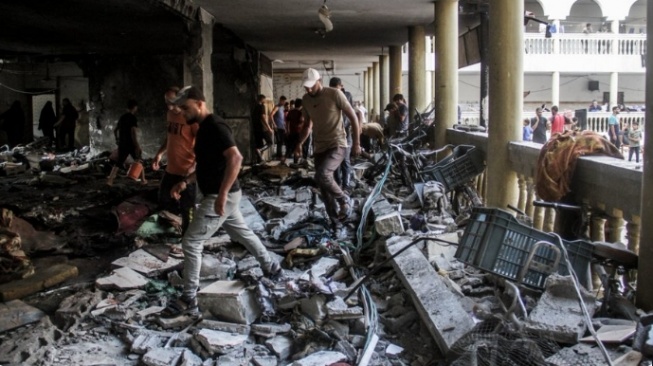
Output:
[
  {"xmin": 252, "ymin": 94, "xmax": 273, "ymax": 162},
  {"xmin": 160, "ymin": 86, "xmax": 281, "ymax": 319},
  {"xmin": 530, "ymin": 107, "xmax": 548, "ymax": 144}
]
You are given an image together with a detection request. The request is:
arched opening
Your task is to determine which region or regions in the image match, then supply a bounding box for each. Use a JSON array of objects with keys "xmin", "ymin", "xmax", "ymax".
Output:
[
  {"xmin": 525, "ymin": 0, "xmax": 546, "ymax": 33},
  {"xmin": 624, "ymin": 0, "xmax": 646, "ymax": 34},
  {"xmin": 567, "ymin": 0, "xmax": 604, "ymax": 33}
]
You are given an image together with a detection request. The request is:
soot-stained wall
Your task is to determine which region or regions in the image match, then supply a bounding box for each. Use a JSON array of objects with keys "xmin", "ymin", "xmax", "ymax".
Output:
[{"xmin": 86, "ymin": 55, "xmax": 183, "ymax": 158}]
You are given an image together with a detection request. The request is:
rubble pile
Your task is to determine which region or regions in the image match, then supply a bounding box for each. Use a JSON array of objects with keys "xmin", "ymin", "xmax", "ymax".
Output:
[{"xmin": 0, "ymin": 144, "xmax": 652, "ymax": 366}]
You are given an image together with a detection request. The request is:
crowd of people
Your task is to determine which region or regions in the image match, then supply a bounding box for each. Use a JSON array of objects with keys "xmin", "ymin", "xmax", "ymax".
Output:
[{"xmin": 0, "ymin": 98, "xmax": 90, "ymax": 150}]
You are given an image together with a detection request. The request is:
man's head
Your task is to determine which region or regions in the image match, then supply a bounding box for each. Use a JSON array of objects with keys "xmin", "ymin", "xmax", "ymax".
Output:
[
  {"xmin": 165, "ymin": 87, "xmax": 181, "ymax": 112},
  {"xmin": 612, "ymin": 106, "xmax": 620, "ymax": 114},
  {"xmin": 384, "ymin": 103, "xmax": 397, "ymax": 113},
  {"xmin": 536, "ymin": 107, "xmax": 542, "ymax": 115},
  {"xmin": 392, "ymin": 94, "xmax": 405, "ymax": 103},
  {"xmin": 278, "ymin": 95, "xmax": 287, "ymax": 103},
  {"xmin": 551, "ymin": 105, "xmax": 559, "ymax": 114},
  {"xmin": 523, "ymin": 118, "xmax": 530, "ymax": 126},
  {"xmin": 302, "ymin": 68, "xmax": 322, "ymax": 96},
  {"xmin": 329, "ymin": 77, "xmax": 343, "ymax": 89},
  {"xmin": 633, "ymin": 122, "xmax": 639, "ymax": 129},
  {"xmin": 127, "ymin": 99, "xmax": 138, "ymax": 113},
  {"xmin": 173, "ymin": 86, "xmax": 207, "ymax": 124},
  {"xmin": 591, "ymin": 100, "xmax": 598, "ymax": 106},
  {"xmin": 294, "ymin": 98, "xmax": 303, "ymax": 108},
  {"xmin": 257, "ymin": 94, "xmax": 266, "ymax": 103}
]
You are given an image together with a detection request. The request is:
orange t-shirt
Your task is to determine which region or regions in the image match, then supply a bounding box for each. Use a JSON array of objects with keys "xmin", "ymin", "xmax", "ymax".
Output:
[
  {"xmin": 551, "ymin": 114, "xmax": 565, "ymax": 135},
  {"xmin": 165, "ymin": 110, "xmax": 199, "ymax": 176}
]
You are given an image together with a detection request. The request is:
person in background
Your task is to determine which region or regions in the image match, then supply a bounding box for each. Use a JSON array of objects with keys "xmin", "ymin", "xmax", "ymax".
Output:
[
  {"xmin": 608, "ymin": 106, "xmax": 621, "ymax": 148},
  {"xmin": 523, "ymin": 118, "xmax": 533, "ymax": 141},
  {"xmin": 588, "ymin": 100, "xmax": 602, "ymax": 112},
  {"xmin": 627, "ymin": 122, "xmax": 642, "ymax": 163},
  {"xmin": 329, "ymin": 77, "xmax": 353, "ymax": 193},
  {"xmin": 152, "ymin": 87, "xmax": 199, "ymax": 235},
  {"xmin": 269, "ymin": 95, "xmax": 287, "ymax": 163},
  {"xmin": 108, "ymin": 99, "xmax": 146, "ymax": 186},
  {"xmin": 530, "ymin": 107, "xmax": 548, "ymax": 144},
  {"xmin": 285, "ymin": 98, "xmax": 304, "ymax": 164},
  {"xmin": 54, "ymin": 98, "xmax": 78, "ymax": 151},
  {"xmin": 547, "ymin": 105, "xmax": 565, "ymax": 138},
  {"xmin": 75, "ymin": 100, "xmax": 90, "ymax": 148},
  {"xmin": 252, "ymin": 94, "xmax": 273, "ymax": 163},
  {"xmin": 38, "ymin": 101, "xmax": 57, "ymax": 147}
]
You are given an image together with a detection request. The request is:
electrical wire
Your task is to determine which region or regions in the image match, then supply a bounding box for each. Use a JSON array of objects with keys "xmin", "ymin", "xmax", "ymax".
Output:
[{"xmin": 0, "ymin": 83, "xmax": 58, "ymax": 95}]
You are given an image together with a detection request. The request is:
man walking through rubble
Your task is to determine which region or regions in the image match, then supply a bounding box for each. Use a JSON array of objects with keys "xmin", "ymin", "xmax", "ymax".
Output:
[
  {"xmin": 161, "ymin": 86, "xmax": 281, "ymax": 318},
  {"xmin": 152, "ymin": 87, "xmax": 199, "ymax": 235},
  {"xmin": 296, "ymin": 68, "xmax": 360, "ymax": 230}
]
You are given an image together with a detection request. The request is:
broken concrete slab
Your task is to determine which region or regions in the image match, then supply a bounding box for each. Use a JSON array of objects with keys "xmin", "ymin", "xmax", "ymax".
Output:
[
  {"xmin": 112, "ymin": 249, "xmax": 183, "ymax": 277},
  {"xmin": 271, "ymin": 205, "xmax": 310, "ymax": 240},
  {"xmin": 0, "ymin": 263, "xmax": 78, "ymax": 301},
  {"xmin": 95, "ymin": 266, "xmax": 149, "ymax": 290},
  {"xmin": 546, "ymin": 343, "xmax": 626, "ymax": 365},
  {"xmin": 426, "ymin": 232, "xmax": 460, "ymax": 272},
  {"xmin": 300, "ymin": 295, "xmax": 327, "ymax": 325},
  {"xmin": 526, "ymin": 274, "xmax": 597, "ymax": 344},
  {"xmin": 54, "ymin": 290, "xmax": 102, "ymax": 330},
  {"xmin": 241, "ymin": 195, "xmax": 266, "ymax": 233},
  {"xmin": 309, "ymin": 257, "xmax": 340, "ymax": 278},
  {"xmin": 131, "ymin": 333, "xmax": 164, "ymax": 354},
  {"xmin": 252, "ymin": 355, "xmax": 278, "ymax": 366},
  {"xmin": 251, "ymin": 323, "xmax": 291, "ymax": 338},
  {"xmin": 0, "ymin": 299, "xmax": 46, "ymax": 333},
  {"xmin": 142, "ymin": 347, "xmax": 184, "ymax": 366},
  {"xmin": 198, "ymin": 280, "xmax": 261, "ymax": 324},
  {"xmin": 375, "ymin": 211, "xmax": 404, "ymax": 236},
  {"xmin": 385, "ymin": 236, "xmax": 474, "ymax": 354},
  {"xmin": 579, "ymin": 324, "xmax": 637, "ymax": 344},
  {"xmin": 156, "ymin": 314, "xmax": 196, "ymax": 329},
  {"xmin": 196, "ymin": 328, "xmax": 249, "ymax": 355},
  {"xmin": 181, "ymin": 349, "xmax": 204, "ymax": 366},
  {"xmin": 295, "ymin": 187, "xmax": 312, "ymax": 203},
  {"xmin": 265, "ymin": 335, "xmax": 293, "ymax": 360},
  {"xmin": 291, "ymin": 351, "xmax": 347, "ymax": 366},
  {"xmin": 200, "ymin": 255, "xmax": 236, "ymax": 281},
  {"xmin": 198, "ymin": 319, "xmax": 251, "ymax": 335},
  {"xmin": 327, "ymin": 297, "xmax": 364, "ymax": 320}
]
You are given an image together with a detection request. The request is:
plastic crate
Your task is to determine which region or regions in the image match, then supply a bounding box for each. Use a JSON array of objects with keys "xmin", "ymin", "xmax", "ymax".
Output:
[
  {"xmin": 455, "ymin": 207, "xmax": 594, "ymax": 290},
  {"xmin": 421, "ymin": 145, "xmax": 485, "ymax": 192}
]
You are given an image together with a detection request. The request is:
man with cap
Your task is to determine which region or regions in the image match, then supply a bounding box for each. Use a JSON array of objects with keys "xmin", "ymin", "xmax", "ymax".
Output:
[
  {"xmin": 297, "ymin": 68, "xmax": 360, "ymax": 230},
  {"xmin": 391, "ymin": 93, "xmax": 409, "ymax": 137},
  {"xmin": 161, "ymin": 86, "xmax": 281, "ymax": 318},
  {"xmin": 329, "ymin": 76, "xmax": 353, "ymax": 193}
]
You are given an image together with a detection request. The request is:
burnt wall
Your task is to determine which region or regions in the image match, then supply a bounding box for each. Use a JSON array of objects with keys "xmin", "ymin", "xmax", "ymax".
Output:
[
  {"xmin": 86, "ymin": 55, "xmax": 183, "ymax": 157},
  {"xmin": 212, "ymin": 25, "xmax": 266, "ymax": 164}
]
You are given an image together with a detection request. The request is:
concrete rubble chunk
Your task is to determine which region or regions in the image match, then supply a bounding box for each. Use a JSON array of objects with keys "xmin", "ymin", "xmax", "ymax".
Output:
[
  {"xmin": 271, "ymin": 205, "xmax": 310, "ymax": 240},
  {"xmin": 426, "ymin": 232, "xmax": 460, "ymax": 271},
  {"xmin": 196, "ymin": 328, "xmax": 249, "ymax": 355},
  {"xmin": 131, "ymin": 333, "xmax": 163, "ymax": 354},
  {"xmin": 198, "ymin": 319, "xmax": 251, "ymax": 335},
  {"xmin": 217, "ymin": 355, "xmax": 248, "ymax": 366},
  {"xmin": 252, "ymin": 355, "xmax": 278, "ymax": 366},
  {"xmin": 54, "ymin": 290, "xmax": 102, "ymax": 329},
  {"xmin": 265, "ymin": 335, "xmax": 294, "ymax": 361},
  {"xmin": 0, "ymin": 263, "xmax": 78, "ymax": 301},
  {"xmin": 181, "ymin": 349, "xmax": 204, "ymax": 366},
  {"xmin": 310, "ymin": 257, "xmax": 340, "ymax": 278},
  {"xmin": 156, "ymin": 314, "xmax": 196, "ymax": 329},
  {"xmin": 142, "ymin": 347, "xmax": 184, "ymax": 366},
  {"xmin": 112, "ymin": 249, "xmax": 183, "ymax": 277},
  {"xmin": 295, "ymin": 187, "xmax": 312, "ymax": 202},
  {"xmin": 526, "ymin": 274, "xmax": 597, "ymax": 344},
  {"xmin": 300, "ymin": 295, "xmax": 327, "ymax": 325},
  {"xmin": 0, "ymin": 300, "xmax": 46, "ymax": 333},
  {"xmin": 284, "ymin": 237, "xmax": 306, "ymax": 252},
  {"xmin": 385, "ymin": 236, "xmax": 474, "ymax": 354},
  {"xmin": 240, "ymin": 196, "xmax": 266, "ymax": 232},
  {"xmin": 198, "ymin": 280, "xmax": 261, "ymax": 324},
  {"xmin": 386, "ymin": 343, "xmax": 404, "ymax": 357},
  {"xmin": 201, "ymin": 255, "xmax": 236, "ymax": 281},
  {"xmin": 137, "ymin": 306, "xmax": 165, "ymax": 319},
  {"xmin": 546, "ymin": 343, "xmax": 624, "ymax": 366},
  {"xmin": 95, "ymin": 266, "xmax": 149, "ymax": 290},
  {"xmin": 251, "ymin": 323, "xmax": 292, "ymax": 337},
  {"xmin": 291, "ymin": 351, "xmax": 347, "ymax": 366},
  {"xmin": 326, "ymin": 297, "xmax": 363, "ymax": 320},
  {"xmin": 237, "ymin": 256, "xmax": 260, "ymax": 272},
  {"xmin": 643, "ymin": 326, "xmax": 653, "ymax": 357},
  {"xmin": 375, "ymin": 211, "xmax": 404, "ymax": 236}
]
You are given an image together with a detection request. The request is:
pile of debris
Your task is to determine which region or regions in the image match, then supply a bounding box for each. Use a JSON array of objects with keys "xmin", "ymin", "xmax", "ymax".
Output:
[{"xmin": 0, "ymin": 145, "xmax": 652, "ymax": 366}]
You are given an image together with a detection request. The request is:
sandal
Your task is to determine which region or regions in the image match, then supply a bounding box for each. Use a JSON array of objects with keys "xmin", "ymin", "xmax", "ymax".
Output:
[{"xmin": 160, "ymin": 295, "xmax": 201, "ymax": 319}]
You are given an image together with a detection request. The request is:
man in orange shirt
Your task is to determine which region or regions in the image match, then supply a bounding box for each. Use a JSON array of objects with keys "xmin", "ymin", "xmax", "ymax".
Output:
[
  {"xmin": 153, "ymin": 87, "xmax": 200, "ymax": 234},
  {"xmin": 548, "ymin": 105, "xmax": 565, "ymax": 138}
]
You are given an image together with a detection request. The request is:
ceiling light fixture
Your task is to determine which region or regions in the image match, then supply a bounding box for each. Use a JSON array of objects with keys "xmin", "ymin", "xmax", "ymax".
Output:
[{"xmin": 316, "ymin": 0, "xmax": 332, "ymax": 38}]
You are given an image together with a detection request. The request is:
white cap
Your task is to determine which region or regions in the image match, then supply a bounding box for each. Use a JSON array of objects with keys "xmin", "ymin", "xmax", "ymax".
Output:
[{"xmin": 302, "ymin": 68, "xmax": 321, "ymax": 88}]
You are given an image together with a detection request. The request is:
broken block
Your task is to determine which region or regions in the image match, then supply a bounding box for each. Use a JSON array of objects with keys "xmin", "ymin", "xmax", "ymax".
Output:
[
  {"xmin": 196, "ymin": 328, "xmax": 248, "ymax": 355},
  {"xmin": 240, "ymin": 196, "xmax": 266, "ymax": 232},
  {"xmin": 374, "ymin": 211, "xmax": 404, "ymax": 236},
  {"xmin": 131, "ymin": 333, "xmax": 163, "ymax": 354},
  {"xmin": 251, "ymin": 323, "xmax": 291, "ymax": 338},
  {"xmin": 95, "ymin": 267, "xmax": 148, "ymax": 290},
  {"xmin": 0, "ymin": 263, "xmax": 78, "ymax": 301},
  {"xmin": 310, "ymin": 257, "xmax": 340, "ymax": 278},
  {"xmin": 181, "ymin": 349, "xmax": 203, "ymax": 366},
  {"xmin": 0, "ymin": 300, "xmax": 46, "ymax": 333},
  {"xmin": 295, "ymin": 187, "xmax": 312, "ymax": 203},
  {"xmin": 526, "ymin": 274, "xmax": 597, "ymax": 344},
  {"xmin": 326, "ymin": 297, "xmax": 363, "ymax": 320},
  {"xmin": 200, "ymin": 256, "xmax": 236, "ymax": 280},
  {"xmin": 291, "ymin": 351, "xmax": 347, "ymax": 366},
  {"xmin": 198, "ymin": 319, "xmax": 251, "ymax": 335},
  {"xmin": 198, "ymin": 280, "xmax": 261, "ymax": 324},
  {"xmin": 300, "ymin": 295, "xmax": 327, "ymax": 325},
  {"xmin": 112, "ymin": 249, "xmax": 183, "ymax": 277},
  {"xmin": 142, "ymin": 347, "xmax": 184, "ymax": 366},
  {"xmin": 265, "ymin": 335, "xmax": 293, "ymax": 360}
]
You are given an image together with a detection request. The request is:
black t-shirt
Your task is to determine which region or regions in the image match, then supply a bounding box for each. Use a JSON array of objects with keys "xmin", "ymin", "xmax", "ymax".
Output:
[
  {"xmin": 531, "ymin": 115, "xmax": 547, "ymax": 143},
  {"xmin": 195, "ymin": 114, "xmax": 240, "ymax": 195},
  {"xmin": 117, "ymin": 113, "xmax": 137, "ymax": 148}
]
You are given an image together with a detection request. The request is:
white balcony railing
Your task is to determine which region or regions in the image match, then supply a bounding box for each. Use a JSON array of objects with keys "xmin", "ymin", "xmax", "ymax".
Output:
[{"xmin": 524, "ymin": 33, "xmax": 647, "ymax": 56}]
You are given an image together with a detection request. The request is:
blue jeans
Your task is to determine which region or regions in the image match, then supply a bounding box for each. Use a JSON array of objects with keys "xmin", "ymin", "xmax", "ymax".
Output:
[{"xmin": 182, "ymin": 190, "xmax": 274, "ymax": 298}]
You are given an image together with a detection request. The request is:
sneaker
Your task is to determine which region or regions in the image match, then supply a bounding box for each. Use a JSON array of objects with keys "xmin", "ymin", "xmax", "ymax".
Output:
[{"xmin": 160, "ymin": 295, "xmax": 201, "ymax": 319}]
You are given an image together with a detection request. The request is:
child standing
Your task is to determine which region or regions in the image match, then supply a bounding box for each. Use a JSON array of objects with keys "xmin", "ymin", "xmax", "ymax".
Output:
[
  {"xmin": 523, "ymin": 118, "xmax": 533, "ymax": 141},
  {"xmin": 627, "ymin": 122, "xmax": 642, "ymax": 163}
]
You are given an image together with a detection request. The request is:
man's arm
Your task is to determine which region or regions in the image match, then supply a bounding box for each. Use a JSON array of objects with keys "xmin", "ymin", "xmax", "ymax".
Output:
[
  {"xmin": 531, "ymin": 117, "xmax": 539, "ymax": 131},
  {"xmin": 343, "ymin": 104, "xmax": 360, "ymax": 156},
  {"xmin": 215, "ymin": 146, "xmax": 242, "ymax": 216},
  {"xmin": 152, "ymin": 136, "xmax": 168, "ymax": 170},
  {"xmin": 269, "ymin": 106, "xmax": 278, "ymax": 128},
  {"xmin": 295, "ymin": 119, "xmax": 313, "ymax": 155},
  {"xmin": 261, "ymin": 109, "xmax": 272, "ymax": 133},
  {"xmin": 131, "ymin": 126, "xmax": 141, "ymax": 152}
]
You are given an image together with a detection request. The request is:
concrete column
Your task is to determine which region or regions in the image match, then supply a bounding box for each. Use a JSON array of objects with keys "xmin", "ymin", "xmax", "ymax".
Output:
[
  {"xmin": 434, "ymin": 0, "xmax": 459, "ymax": 148},
  {"xmin": 367, "ymin": 66, "xmax": 373, "ymax": 118},
  {"xmin": 363, "ymin": 71, "xmax": 369, "ymax": 111},
  {"xmin": 526, "ymin": 177, "xmax": 535, "ymax": 218},
  {"xmin": 639, "ymin": 0, "xmax": 653, "ymax": 311},
  {"xmin": 610, "ymin": 72, "xmax": 619, "ymax": 108},
  {"xmin": 552, "ymin": 71, "xmax": 560, "ymax": 107},
  {"xmin": 552, "ymin": 19, "xmax": 560, "ymax": 54},
  {"xmin": 373, "ymin": 62, "xmax": 380, "ymax": 123},
  {"xmin": 380, "ymin": 54, "xmax": 389, "ymax": 116},
  {"xmin": 409, "ymin": 25, "xmax": 427, "ymax": 125},
  {"xmin": 389, "ymin": 45, "xmax": 403, "ymax": 96},
  {"xmin": 486, "ymin": 0, "xmax": 523, "ymax": 208},
  {"xmin": 626, "ymin": 218, "xmax": 640, "ymax": 254},
  {"xmin": 517, "ymin": 175, "xmax": 527, "ymax": 212},
  {"xmin": 184, "ymin": 9, "xmax": 214, "ymax": 109}
]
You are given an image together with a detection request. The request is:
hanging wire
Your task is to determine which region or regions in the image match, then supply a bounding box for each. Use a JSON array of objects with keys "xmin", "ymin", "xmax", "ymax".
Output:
[{"xmin": 0, "ymin": 83, "xmax": 57, "ymax": 95}]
